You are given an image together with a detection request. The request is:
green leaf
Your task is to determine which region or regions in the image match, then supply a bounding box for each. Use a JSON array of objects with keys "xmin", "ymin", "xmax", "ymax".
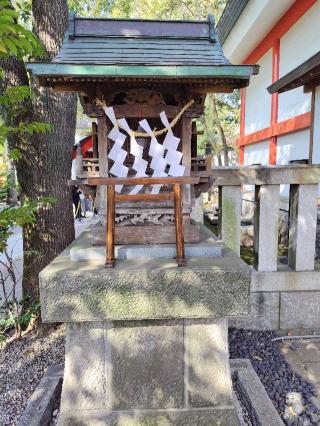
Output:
[
  {"xmin": 0, "ymin": 43, "xmax": 7, "ymax": 54},
  {"xmin": 2, "ymin": 36, "xmax": 17, "ymax": 56},
  {"xmin": 0, "ymin": 24, "xmax": 18, "ymax": 34}
]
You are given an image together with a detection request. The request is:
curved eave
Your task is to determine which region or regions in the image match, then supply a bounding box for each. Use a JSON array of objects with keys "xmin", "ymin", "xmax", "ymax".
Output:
[{"xmin": 26, "ymin": 63, "xmax": 259, "ymax": 81}]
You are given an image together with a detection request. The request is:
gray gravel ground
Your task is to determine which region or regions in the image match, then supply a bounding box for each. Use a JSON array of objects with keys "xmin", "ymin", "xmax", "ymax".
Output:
[
  {"xmin": 0, "ymin": 325, "xmax": 65, "ymax": 426},
  {"xmin": 229, "ymin": 329, "xmax": 320, "ymax": 426}
]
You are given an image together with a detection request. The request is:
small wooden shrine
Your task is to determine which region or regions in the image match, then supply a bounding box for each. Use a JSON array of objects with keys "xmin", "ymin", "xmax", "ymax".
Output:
[
  {"xmin": 28, "ymin": 14, "xmax": 260, "ymax": 426},
  {"xmin": 28, "ymin": 14, "xmax": 258, "ymax": 252}
]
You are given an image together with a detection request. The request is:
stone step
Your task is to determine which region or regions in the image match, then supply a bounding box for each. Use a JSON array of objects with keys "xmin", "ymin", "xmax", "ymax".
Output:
[{"xmin": 70, "ymin": 242, "xmax": 223, "ymax": 262}]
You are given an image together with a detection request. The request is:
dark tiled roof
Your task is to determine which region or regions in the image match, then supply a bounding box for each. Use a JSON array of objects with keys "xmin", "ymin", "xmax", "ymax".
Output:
[
  {"xmin": 53, "ymin": 14, "xmax": 230, "ymax": 66},
  {"xmin": 217, "ymin": 0, "xmax": 249, "ymax": 44},
  {"xmin": 268, "ymin": 51, "xmax": 320, "ymax": 93}
]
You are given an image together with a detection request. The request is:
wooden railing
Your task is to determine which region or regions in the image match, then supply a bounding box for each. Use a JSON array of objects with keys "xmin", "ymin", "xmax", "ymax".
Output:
[
  {"xmin": 75, "ymin": 151, "xmax": 214, "ymax": 179},
  {"xmin": 76, "ymin": 150, "xmax": 99, "ymax": 178},
  {"xmin": 213, "ymin": 165, "xmax": 320, "ymax": 272}
]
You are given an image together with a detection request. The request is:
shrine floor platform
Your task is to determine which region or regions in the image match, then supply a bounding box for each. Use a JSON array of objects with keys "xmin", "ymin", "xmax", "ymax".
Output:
[{"xmin": 70, "ymin": 223, "xmax": 223, "ymax": 262}]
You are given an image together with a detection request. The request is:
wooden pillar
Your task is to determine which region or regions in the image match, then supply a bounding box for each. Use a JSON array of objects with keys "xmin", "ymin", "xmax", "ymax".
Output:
[
  {"xmin": 309, "ymin": 88, "xmax": 316, "ymax": 164},
  {"xmin": 76, "ymin": 146, "xmax": 83, "ymax": 178},
  {"xmin": 181, "ymin": 115, "xmax": 192, "ymax": 209},
  {"xmin": 92, "ymin": 121, "xmax": 98, "ymax": 159},
  {"xmin": 191, "ymin": 121, "xmax": 197, "ymax": 158},
  {"xmin": 173, "ymin": 184, "xmax": 186, "ymax": 266},
  {"xmin": 105, "ymin": 185, "xmax": 115, "ymax": 268},
  {"xmin": 97, "ymin": 115, "xmax": 109, "ymax": 213}
]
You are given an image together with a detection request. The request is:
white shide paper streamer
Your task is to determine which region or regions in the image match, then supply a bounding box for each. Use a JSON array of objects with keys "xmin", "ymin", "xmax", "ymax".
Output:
[
  {"xmin": 160, "ymin": 111, "xmax": 185, "ymax": 177},
  {"xmin": 104, "ymin": 107, "xmax": 185, "ymax": 195},
  {"xmin": 104, "ymin": 107, "xmax": 128, "ymax": 193},
  {"xmin": 139, "ymin": 118, "xmax": 167, "ymax": 194},
  {"xmin": 118, "ymin": 118, "xmax": 148, "ymax": 195}
]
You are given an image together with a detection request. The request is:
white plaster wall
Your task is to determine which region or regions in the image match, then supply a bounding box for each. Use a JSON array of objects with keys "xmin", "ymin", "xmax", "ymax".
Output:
[
  {"xmin": 276, "ymin": 130, "xmax": 310, "ymax": 165},
  {"xmin": 222, "ymin": 0, "xmax": 294, "ymax": 64},
  {"xmin": 277, "ymin": 130, "xmax": 310, "ymax": 197},
  {"xmin": 278, "ymin": 3, "xmax": 320, "ymax": 122},
  {"xmin": 280, "ymin": 3, "xmax": 320, "ymax": 76},
  {"xmin": 312, "ymin": 87, "xmax": 320, "ymax": 164},
  {"xmin": 245, "ymin": 50, "xmax": 272, "ymax": 134},
  {"xmin": 244, "ymin": 140, "xmax": 269, "ymax": 166}
]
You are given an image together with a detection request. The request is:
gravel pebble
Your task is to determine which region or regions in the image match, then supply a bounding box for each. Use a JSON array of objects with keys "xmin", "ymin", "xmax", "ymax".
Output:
[
  {"xmin": 0, "ymin": 325, "xmax": 65, "ymax": 426},
  {"xmin": 229, "ymin": 328, "xmax": 320, "ymax": 425}
]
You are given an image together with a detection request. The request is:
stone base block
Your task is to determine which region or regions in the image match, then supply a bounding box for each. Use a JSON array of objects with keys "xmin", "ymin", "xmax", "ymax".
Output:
[
  {"xmin": 229, "ymin": 292, "xmax": 280, "ymax": 330},
  {"xmin": 59, "ymin": 319, "xmax": 238, "ymax": 425},
  {"xmin": 280, "ymin": 291, "xmax": 320, "ymax": 329},
  {"xmin": 59, "ymin": 408, "xmax": 238, "ymax": 425},
  {"xmin": 40, "ymin": 248, "xmax": 250, "ymax": 323}
]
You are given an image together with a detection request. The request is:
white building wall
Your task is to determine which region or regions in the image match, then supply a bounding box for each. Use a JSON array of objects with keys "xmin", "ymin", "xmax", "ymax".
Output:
[
  {"xmin": 222, "ymin": 0, "xmax": 294, "ymax": 64},
  {"xmin": 244, "ymin": 140, "xmax": 269, "ymax": 165},
  {"xmin": 245, "ymin": 50, "xmax": 272, "ymax": 134},
  {"xmin": 312, "ymin": 87, "xmax": 320, "ymax": 164},
  {"xmin": 278, "ymin": 2, "xmax": 320, "ymax": 122},
  {"xmin": 276, "ymin": 130, "xmax": 310, "ymax": 165}
]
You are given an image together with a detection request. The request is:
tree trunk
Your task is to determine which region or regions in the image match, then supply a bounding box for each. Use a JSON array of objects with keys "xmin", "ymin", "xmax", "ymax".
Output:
[
  {"xmin": 210, "ymin": 94, "xmax": 229, "ymax": 166},
  {"xmin": 0, "ymin": 0, "xmax": 76, "ymax": 303}
]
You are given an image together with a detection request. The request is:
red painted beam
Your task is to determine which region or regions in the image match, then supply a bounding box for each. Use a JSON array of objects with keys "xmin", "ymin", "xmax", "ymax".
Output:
[
  {"xmin": 244, "ymin": 0, "xmax": 317, "ymax": 64},
  {"xmin": 269, "ymin": 39, "xmax": 280, "ymax": 165},
  {"xmin": 237, "ymin": 112, "xmax": 311, "ymax": 147},
  {"xmin": 239, "ymin": 88, "xmax": 246, "ymax": 165}
]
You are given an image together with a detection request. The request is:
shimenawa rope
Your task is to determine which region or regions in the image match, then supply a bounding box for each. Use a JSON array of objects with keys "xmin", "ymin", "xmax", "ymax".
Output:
[{"xmin": 95, "ymin": 98, "xmax": 195, "ymax": 137}]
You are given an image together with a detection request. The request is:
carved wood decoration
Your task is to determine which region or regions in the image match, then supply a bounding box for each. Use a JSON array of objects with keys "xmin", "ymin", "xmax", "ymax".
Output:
[{"xmin": 123, "ymin": 89, "xmax": 166, "ymax": 105}]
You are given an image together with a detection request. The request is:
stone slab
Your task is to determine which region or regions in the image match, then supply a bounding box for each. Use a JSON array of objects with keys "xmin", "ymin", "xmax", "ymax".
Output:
[
  {"xmin": 208, "ymin": 164, "xmax": 320, "ymax": 186},
  {"xmin": 70, "ymin": 242, "xmax": 223, "ymax": 262},
  {"xmin": 253, "ymin": 185, "xmax": 279, "ymax": 272},
  {"xmin": 185, "ymin": 318, "xmax": 233, "ymax": 407},
  {"xmin": 229, "ymin": 292, "xmax": 280, "ymax": 330},
  {"xmin": 218, "ymin": 186, "xmax": 241, "ymax": 256},
  {"xmin": 106, "ymin": 320, "xmax": 184, "ymax": 410},
  {"xmin": 230, "ymin": 359, "xmax": 283, "ymax": 426},
  {"xmin": 58, "ymin": 407, "xmax": 239, "ymax": 425},
  {"xmin": 61, "ymin": 322, "xmax": 106, "ymax": 411},
  {"xmin": 251, "ymin": 267, "xmax": 320, "ymax": 292},
  {"xmin": 280, "ymin": 292, "xmax": 320, "ymax": 329},
  {"xmin": 58, "ymin": 319, "xmax": 238, "ymax": 425},
  {"xmin": 288, "ymin": 184, "xmax": 318, "ymax": 271},
  {"xmin": 17, "ymin": 366, "xmax": 63, "ymax": 426},
  {"xmin": 40, "ymin": 247, "xmax": 250, "ymax": 322}
]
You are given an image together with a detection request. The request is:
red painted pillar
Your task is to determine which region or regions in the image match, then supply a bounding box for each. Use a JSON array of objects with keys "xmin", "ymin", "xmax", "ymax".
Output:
[
  {"xmin": 269, "ymin": 39, "xmax": 280, "ymax": 165},
  {"xmin": 239, "ymin": 88, "xmax": 246, "ymax": 165}
]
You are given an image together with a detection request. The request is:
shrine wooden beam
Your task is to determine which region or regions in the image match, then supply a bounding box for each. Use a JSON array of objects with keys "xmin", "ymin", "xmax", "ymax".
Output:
[
  {"xmin": 27, "ymin": 63, "xmax": 258, "ymax": 79},
  {"xmin": 86, "ymin": 176, "xmax": 200, "ymax": 185}
]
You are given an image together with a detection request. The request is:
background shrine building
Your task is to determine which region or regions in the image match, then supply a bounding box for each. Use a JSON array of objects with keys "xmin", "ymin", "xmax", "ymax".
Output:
[{"xmin": 217, "ymin": 0, "xmax": 320, "ymax": 166}]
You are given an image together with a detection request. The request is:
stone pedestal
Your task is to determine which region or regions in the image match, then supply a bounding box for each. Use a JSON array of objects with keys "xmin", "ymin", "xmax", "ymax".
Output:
[
  {"xmin": 39, "ymin": 232, "xmax": 250, "ymax": 425},
  {"xmin": 59, "ymin": 319, "xmax": 237, "ymax": 425}
]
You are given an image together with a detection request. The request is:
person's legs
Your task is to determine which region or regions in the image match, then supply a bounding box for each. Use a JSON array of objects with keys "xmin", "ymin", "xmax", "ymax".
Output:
[{"xmin": 76, "ymin": 202, "xmax": 82, "ymax": 221}]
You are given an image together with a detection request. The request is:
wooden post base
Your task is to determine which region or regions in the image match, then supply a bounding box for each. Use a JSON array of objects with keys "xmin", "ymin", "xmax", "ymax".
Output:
[
  {"xmin": 105, "ymin": 259, "xmax": 115, "ymax": 268},
  {"xmin": 176, "ymin": 258, "xmax": 187, "ymax": 267}
]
